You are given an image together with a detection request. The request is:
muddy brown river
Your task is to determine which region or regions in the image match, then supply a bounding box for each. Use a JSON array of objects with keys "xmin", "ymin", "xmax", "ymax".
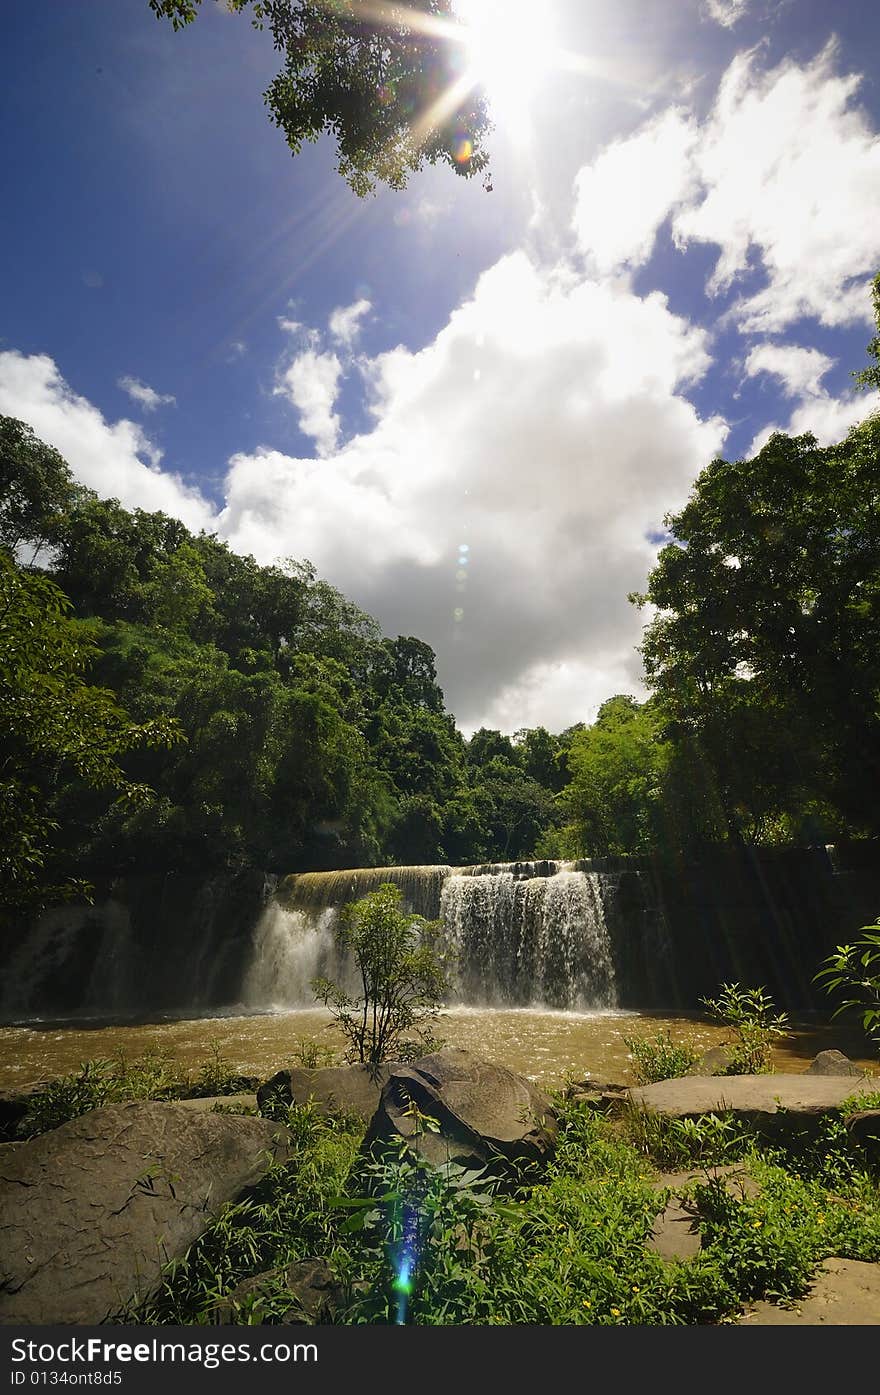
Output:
[{"xmin": 0, "ymin": 1006, "xmax": 876, "ymax": 1093}]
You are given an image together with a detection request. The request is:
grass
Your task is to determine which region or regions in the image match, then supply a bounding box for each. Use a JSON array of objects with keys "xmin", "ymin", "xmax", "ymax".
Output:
[
  {"xmin": 13, "ymin": 1047, "xmax": 880, "ymax": 1326},
  {"xmin": 12, "ymin": 1040, "xmax": 333, "ymax": 1139},
  {"xmin": 126, "ymin": 1090, "xmax": 880, "ymax": 1327}
]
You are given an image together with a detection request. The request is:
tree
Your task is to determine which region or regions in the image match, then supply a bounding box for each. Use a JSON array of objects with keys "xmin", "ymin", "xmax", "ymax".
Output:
[
  {"xmin": 149, "ymin": 0, "xmax": 492, "ymax": 195},
  {"xmin": 0, "ymin": 551, "xmax": 181, "ymax": 918},
  {"xmin": 312, "ymin": 883, "xmax": 448, "ymax": 1064},
  {"xmin": 0, "ymin": 415, "xmax": 83, "ymax": 557}
]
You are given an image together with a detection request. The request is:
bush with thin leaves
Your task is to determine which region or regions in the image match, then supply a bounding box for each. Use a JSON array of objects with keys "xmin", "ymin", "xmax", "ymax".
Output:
[
  {"xmin": 815, "ymin": 924, "xmax": 880, "ymax": 1050},
  {"xmin": 312, "ymin": 883, "xmax": 448, "ymax": 1066}
]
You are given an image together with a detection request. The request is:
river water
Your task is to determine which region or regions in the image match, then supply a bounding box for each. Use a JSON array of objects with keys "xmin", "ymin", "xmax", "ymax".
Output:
[{"xmin": 1, "ymin": 1006, "xmax": 875, "ymax": 1094}]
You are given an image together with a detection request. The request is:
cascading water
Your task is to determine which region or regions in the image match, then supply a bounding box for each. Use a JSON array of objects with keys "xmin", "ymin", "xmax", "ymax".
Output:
[
  {"xmin": 440, "ymin": 865, "xmax": 617, "ymax": 1009},
  {"xmin": 241, "ymin": 903, "xmax": 345, "ymax": 1010},
  {"xmin": 243, "ymin": 861, "xmax": 619, "ymax": 1011}
]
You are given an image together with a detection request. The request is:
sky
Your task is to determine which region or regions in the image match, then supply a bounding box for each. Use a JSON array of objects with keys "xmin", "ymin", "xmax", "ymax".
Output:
[{"xmin": 2, "ymin": 0, "xmax": 879, "ymax": 735}]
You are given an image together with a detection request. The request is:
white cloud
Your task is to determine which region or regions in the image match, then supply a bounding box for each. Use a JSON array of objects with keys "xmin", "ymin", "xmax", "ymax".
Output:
[
  {"xmin": 570, "ymin": 46, "xmax": 880, "ymax": 336},
  {"xmin": 118, "ymin": 374, "xmax": 176, "ymax": 412},
  {"xmin": 743, "ymin": 343, "xmax": 833, "ymax": 398},
  {"xmin": 328, "ymin": 298, "xmax": 371, "ymax": 347},
  {"xmin": 674, "ymin": 44, "xmax": 880, "ymax": 331},
  {"xmin": 750, "ymin": 388, "xmax": 880, "ymax": 455},
  {"xmin": 0, "ymin": 352, "xmax": 215, "ymax": 533},
  {"xmin": 703, "ymin": 0, "xmax": 750, "ymax": 28},
  {"xmin": 573, "ymin": 108, "xmax": 697, "ymax": 274},
  {"xmin": 274, "ymin": 349, "xmax": 343, "ymax": 456},
  {"xmin": 220, "ymin": 252, "xmax": 726, "ymax": 730}
]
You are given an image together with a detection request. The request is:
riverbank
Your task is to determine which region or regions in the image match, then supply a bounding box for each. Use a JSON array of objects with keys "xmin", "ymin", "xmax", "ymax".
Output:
[{"xmin": 1, "ymin": 1005, "xmax": 877, "ymax": 1094}]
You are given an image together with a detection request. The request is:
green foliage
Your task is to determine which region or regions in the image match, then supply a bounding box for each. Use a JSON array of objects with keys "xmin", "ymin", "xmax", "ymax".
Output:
[
  {"xmin": 624, "ymin": 1029, "xmax": 701, "ymax": 1085},
  {"xmin": 312, "ymin": 883, "xmax": 449, "ymax": 1065},
  {"xmin": 0, "ymin": 415, "xmax": 82, "ymax": 555},
  {"xmin": 624, "ymin": 1107, "xmax": 748, "ymax": 1168},
  {"xmin": 815, "ymin": 924, "xmax": 880, "ymax": 1048},
  {"xmin": 700, "ymin": 983, "xmax": 790, "ymax": 1074},
  {"xmin": 0, "ymin": 549, "xmax": 181, "ymax": 916},
  {"xmin": 635, "ymin": 286, "xmax": 880, "ymax": 840},
  {"xmin": 149, "ymin": 0, "xmax": 493, "ymax": 196},
  {"xmin": 139, "ymin": 1102, "xmax": 363, "ymax": 1325},
  {"xmin": 14, "ymin": 1048, "xmax": 251, "ymax": 1138},
  {"xmin": 854, "ymin": 271, "xmax": 880, "ymax": 392}
]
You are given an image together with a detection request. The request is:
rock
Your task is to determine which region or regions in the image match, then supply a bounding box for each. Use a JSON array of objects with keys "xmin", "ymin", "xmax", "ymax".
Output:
[
  {"xmin": 363, "ymin": 1048, "xmax": 557, "ymax": 1173},
  {"xmin": 688, "ymin": 1046, "xmax": 736, "ymax": 1076},
  {"xmin": 0, "ymin": 1083, "xmax": 47, "ymax": 1141},
  {"xmin": 738, "ymin": 1258, "xmax": 880, "ymax": 1325},
  {"xmin": 846, "ymin": 1109, "xmax": 880, "ymax": 1163},
  {"xmin": 172, "ymin": 1093, "xmax": 258, "ymax": 1113},
  {"xmin": 0, "ymin": 1101, "xmax": 289, "ymax": 1324},
  {"xmin": 628, "ymin": 1073, "xmax": 872, "ymax": 1142},
  {"xmin": 803, "ymin": 1050, "xmax": 864, "ymax": 1076},
  {"xmin": 257, "ymin": 1064, "xmax": 394, "ymax": 1122},
  {"xmin": 651, "ymin": 1163, "xmax": 760, "ymax": 1202},
  {"xmin": 647, "ymin": 1198, "xmax": 701, "ymax": 1262},
  {"xmin": 216, "ymin": 1257, "xmax": 342, "ymax": 1325},
  {"xmin": 564, "ymin": 1079, "xmax": 628, "ymax": 1111}
]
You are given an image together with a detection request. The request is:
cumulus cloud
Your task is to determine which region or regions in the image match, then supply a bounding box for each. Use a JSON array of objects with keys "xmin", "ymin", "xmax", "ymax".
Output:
[
  {"xmin": 0, "ymin": 351, "xmax": 215, "ymax": 533},
  {"xmin": 743, "ymin": 343, "xmax": 834, "ymax": 398},
  {"xmin": 750, "ymin": 388, "xmax": 880, "ymax": 456},
  {"xmin": 118, "ymin": 375, "xmax": 176, "ymax": 411},
  {"xmin": 573, "ymin": 108, "xmax": 697, "ymax": 274},
  {"xmin": 703, "ymin": 0, "xmax": 750, "ymax": 28},
  {"xmin": 328, "ymin": 298, "xmax": 371, "ymax": 347},
  {"xmin": 674, "ymin": 44, "xmax": 880, "ymax": 331},
  {"xmin": 274, "ymin": 349, "xmax": 343, "ymax": 456},
  {"xmin": 571, "ymin": 45, "xmax": 880, "ymax": 336},
  {"xmin": 220, "ymin": 253, "xmax": 725, "ymax": 729}
]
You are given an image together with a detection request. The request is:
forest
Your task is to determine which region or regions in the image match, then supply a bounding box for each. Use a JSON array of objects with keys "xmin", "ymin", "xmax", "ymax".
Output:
[{"xmin": 1, "ymin": 277, "xmax": 879, "ymax": 923}]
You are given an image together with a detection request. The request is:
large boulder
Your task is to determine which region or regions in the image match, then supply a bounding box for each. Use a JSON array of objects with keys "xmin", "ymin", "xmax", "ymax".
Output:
[
  {"xmin": 0, "ymin": 1101, "xmax": 289, "ymax": 1324},
  {"xmin": 363, "ymin": 1048, "xmax": 557, "ymax": 1172},
  {"xmin": 257, "ymin": 1064, "xmax": 394, "ymax": 1122}
]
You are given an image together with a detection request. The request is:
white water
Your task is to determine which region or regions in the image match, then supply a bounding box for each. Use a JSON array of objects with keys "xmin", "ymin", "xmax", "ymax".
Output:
[
  {"xmin": 241, "ymin": 903, "xmax": 345, "ymax": 1010},
  {"xmin": 243, "ymin": 863, "xmax": 618, "ymax": 1012}
]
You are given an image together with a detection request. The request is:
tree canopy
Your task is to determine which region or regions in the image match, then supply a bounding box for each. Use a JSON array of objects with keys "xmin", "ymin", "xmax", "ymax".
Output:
[{"xmin": 149, "ymin": 0, "xmax": 493, "ymax": 195}]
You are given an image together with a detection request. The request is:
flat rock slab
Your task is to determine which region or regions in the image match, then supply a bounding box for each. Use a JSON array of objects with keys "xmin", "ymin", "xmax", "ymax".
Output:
[
  {"xmin": 652, "ymin": 1164, "xmax": 760, "ymax": 1201},
  {"xmin": 0, "ymin": 1101, "xmax": 289, "ymax": 1324},
  {"xmin": 172, "ymin": 1094, "xmax": 258, "ymax": 1113},
  {"xmin": 630, "ymin": 1074, "xmax": 872, "ymax": 1131},
  {"xmin": 738, "ymin": 1259, "xmax": 880, "ymax": 1325},
  {"xmin": 648, "ymin": 1199, "xmax": 701, "ymax": 1262}
]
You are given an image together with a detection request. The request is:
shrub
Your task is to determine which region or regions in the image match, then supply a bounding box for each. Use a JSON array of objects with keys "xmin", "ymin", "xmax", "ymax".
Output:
[
  {"xmin": 624, "ymin": 1029, "xmax": 700, "ymax": 1084},
  {"xmin": 700, "ymin": 983, "xmax": 790, "ymax": 1074},
  {"xmin": 312, "ymin": 883, "xmax": 448, "ymax": 1066},
  {"xmin": 815, "ymin": 924, "xmax": 880, "ymax": 1049}
]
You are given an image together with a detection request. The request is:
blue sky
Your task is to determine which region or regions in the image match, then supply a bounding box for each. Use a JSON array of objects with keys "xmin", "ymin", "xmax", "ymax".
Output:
[{"xmin": 2, "ymin": 0, "xmax": 879, "ymax": 732}]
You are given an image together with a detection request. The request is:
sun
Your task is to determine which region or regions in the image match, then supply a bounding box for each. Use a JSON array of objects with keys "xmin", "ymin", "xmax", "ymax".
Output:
[{"xmin": 454, "ymin": 0, "xmax": 560, "ymax": 125}]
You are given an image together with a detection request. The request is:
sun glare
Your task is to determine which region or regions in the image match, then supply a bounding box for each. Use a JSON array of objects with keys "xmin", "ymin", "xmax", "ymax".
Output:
[{"xmin": 455, "ymin": 0, "xmax": 560, "ymax": 126}]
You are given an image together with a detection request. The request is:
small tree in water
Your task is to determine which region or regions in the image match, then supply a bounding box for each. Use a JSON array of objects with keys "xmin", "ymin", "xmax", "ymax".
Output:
[{"xmin": 312, "ymin": 883, "xmax": 449, "ymax": 1066}]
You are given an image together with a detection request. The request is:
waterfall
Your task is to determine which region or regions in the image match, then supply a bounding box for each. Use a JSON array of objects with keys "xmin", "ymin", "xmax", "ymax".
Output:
[
  {"xmin": 241, "ymin": 903, "xmax": 345, "ymax": 1010},
  {"xmin": 245, "ymin": 861, "xmax": 618, "ymax": 1011},
  {"xmin": 0, "ymin": 902, "xmax": 134, "ymax": 1020},
  {"xmin": 440, "ymin": 866, "xmax": 617, "ymax": 1010}
]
